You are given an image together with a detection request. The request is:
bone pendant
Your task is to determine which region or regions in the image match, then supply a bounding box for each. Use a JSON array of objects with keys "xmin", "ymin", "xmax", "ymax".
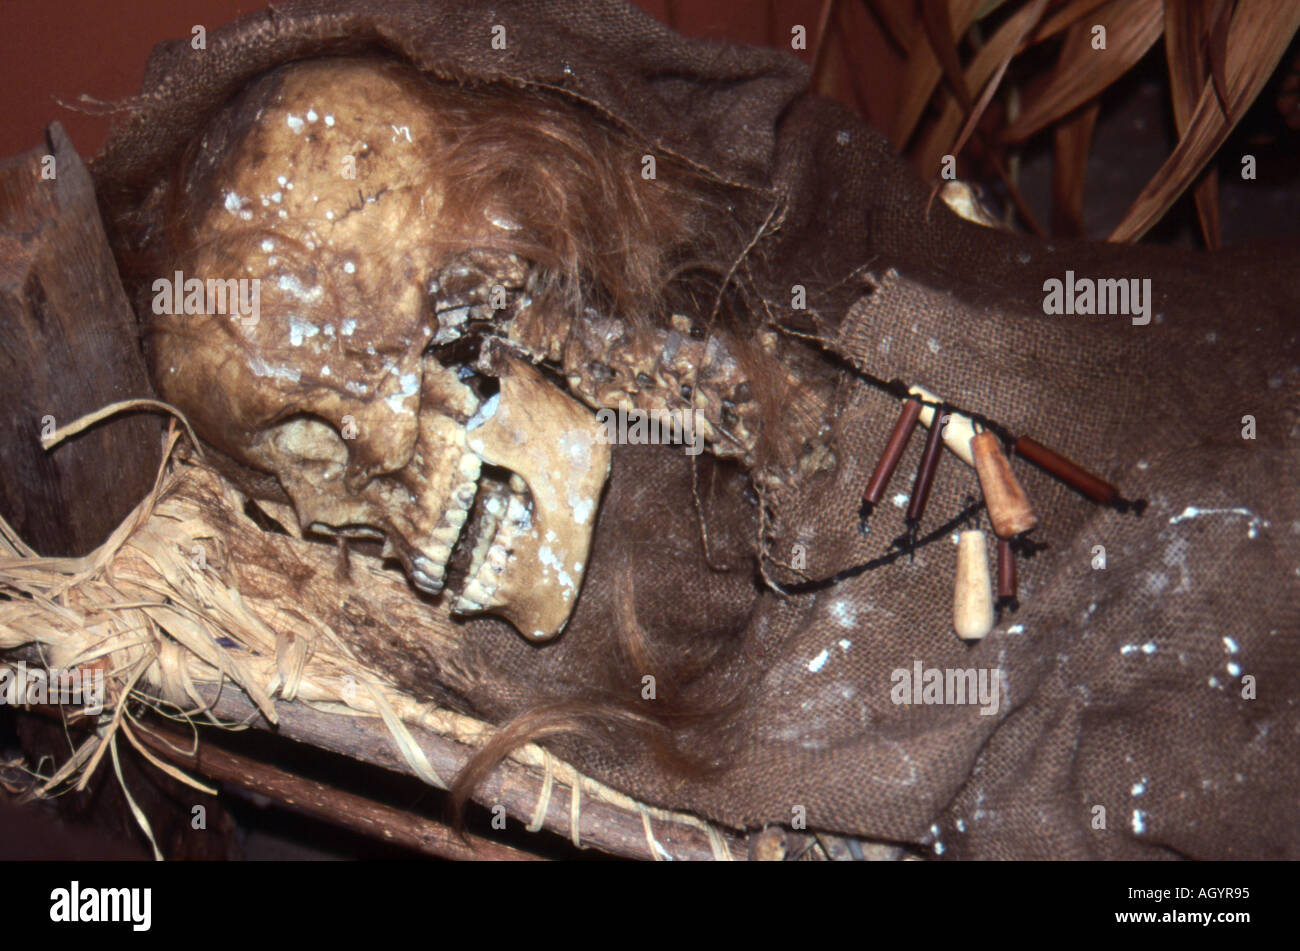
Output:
[
  {"xmin": 970, "ymin": 430, "xmax": 1038, "ymax": 538},
  {"xmin": 908, "ymin": 385, "xmax": 977, "ymax": 467},
  {"xmin": 953, "ymin": 529, "xmax": 994, "ymax": 641}
]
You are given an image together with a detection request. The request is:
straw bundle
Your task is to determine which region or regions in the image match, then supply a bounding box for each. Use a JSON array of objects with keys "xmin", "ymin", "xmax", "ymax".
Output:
[{"xmin": 0, "ymin": 418, "xmax": 738, "ymax": 860}]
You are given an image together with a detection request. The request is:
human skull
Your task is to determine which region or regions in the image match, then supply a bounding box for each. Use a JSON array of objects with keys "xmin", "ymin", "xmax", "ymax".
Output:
[
  {"xmin": 148, "ymin": 56, "xmax": 823, "ymax": 642},
  {"xmin": 149, "ymin": 58, "xmax": 610, "ymax": 641}
]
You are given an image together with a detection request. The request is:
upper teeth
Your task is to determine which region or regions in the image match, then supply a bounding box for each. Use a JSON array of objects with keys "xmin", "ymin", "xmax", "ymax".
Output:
[
  {"xmin": 458, "ymin": 452, "xmax": 481, "ymax": 480},
  {"xmin": 406, "ymin": 459, "xmax": 481, "ymax": 595},
  {"xmin": 410, "ymin": 558, "xmax": 443, "ymax": 594}
]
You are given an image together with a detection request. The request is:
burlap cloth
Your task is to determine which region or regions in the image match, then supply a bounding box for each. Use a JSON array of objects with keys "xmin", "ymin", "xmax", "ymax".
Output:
[{"xmin": 91, "ymin": 0, "xmax": 1298, "ymax": 858}]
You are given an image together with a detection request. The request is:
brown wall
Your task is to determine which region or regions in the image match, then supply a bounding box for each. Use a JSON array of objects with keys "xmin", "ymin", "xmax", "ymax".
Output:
[{"xmin": 0, "ymin": 0, "xmax": 896, "ymax": 161}]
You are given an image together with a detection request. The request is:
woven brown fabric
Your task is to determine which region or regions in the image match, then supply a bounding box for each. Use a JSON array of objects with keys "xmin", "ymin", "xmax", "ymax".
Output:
[{"xmin": 92, "ymin": 0, "xmax": 1299, "ymax": 858}]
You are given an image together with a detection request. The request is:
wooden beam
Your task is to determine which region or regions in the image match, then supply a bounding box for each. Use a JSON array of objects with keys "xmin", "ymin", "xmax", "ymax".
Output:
[
  {"xmin": 134, "ymin": 718, "xmax": 545, "ymax": 862},
  {"xmin": 0, "ymin": 122, "xmax": 160, "ymax": 556},
  {"xmin": 195, "ymin": 684, "xmax": 747, "ymax": 861}
]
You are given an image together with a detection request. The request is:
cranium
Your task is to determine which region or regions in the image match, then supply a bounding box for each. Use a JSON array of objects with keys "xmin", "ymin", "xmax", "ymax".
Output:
[
  {"xmin": 148, "ymin": 56, "xmax": 823, "ymax": 641},
  {"xmin": 149, "ymin": 58, "xmax": 617, "ymax": 641}
]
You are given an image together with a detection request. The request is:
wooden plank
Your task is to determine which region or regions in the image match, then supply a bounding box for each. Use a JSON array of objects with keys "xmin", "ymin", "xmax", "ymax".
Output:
[{"xmin": 0, "ymin": 121, "xmax": 160, "ymax": 556}]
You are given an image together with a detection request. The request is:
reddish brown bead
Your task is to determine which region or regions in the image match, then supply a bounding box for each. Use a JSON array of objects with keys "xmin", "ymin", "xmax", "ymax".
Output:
[
  {"xmin": 1012, "ymin": 436, "xmax": 1118, "ymax": 505},
  {"xmin": 997, "ymin": 536, "xmax": 1017, "ymax": 601},
  {"xmin": 906, "ymin": 404, "xmax": 947, "ymax": 526},
  {"xmin": 862, "ymin": 397, "xmax": 923, "ymax": 512}
]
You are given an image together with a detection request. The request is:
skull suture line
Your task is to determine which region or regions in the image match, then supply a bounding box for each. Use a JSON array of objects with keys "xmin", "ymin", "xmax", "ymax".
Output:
[{"xmin": 149, "ymin": 57, "xmax": 797, "ymax": 641}]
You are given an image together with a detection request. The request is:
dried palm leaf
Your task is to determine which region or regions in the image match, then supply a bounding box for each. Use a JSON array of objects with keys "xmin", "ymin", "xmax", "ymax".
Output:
[{"xmin": 1110, "ymin": 0, "xmax": 1300, "ymax": 241}]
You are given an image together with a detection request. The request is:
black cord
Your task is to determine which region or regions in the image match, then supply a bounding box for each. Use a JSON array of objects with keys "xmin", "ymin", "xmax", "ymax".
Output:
[{"xmin": 768, "ymin": 498, "xmax": 1002, "ymax": 596}]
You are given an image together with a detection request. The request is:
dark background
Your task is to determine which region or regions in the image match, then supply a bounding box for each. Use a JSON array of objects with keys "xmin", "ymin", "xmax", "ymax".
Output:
[
  {"xmin": 3, "ymin": 1, "xmax": 1297, "ymax": 244},
  {"xmin": 0, "ymin": 1, "xmax": 890, "ymax": 160}
]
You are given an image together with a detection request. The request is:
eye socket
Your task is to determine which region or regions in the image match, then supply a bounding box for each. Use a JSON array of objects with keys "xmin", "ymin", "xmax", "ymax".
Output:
[
  {"xmin": 424, "ymin": 324, "xmax": 505, "ymax": 404},
  {"xmin": 263, "ymin": 412, "xmax": 349, "ymax": 465},
  {"xmin": 425, "ymin": 326, "xmax": 482, "ymax": 367}
]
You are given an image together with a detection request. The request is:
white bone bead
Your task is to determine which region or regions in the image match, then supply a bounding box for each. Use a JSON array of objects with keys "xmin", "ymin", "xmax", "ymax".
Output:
[
  {"xmin": 908, "ymin": 384, "xmax": 976, "ymax": 467},
  {"xmin": 953, "ymin": 529, "xmax": 994, "ymax": 641}
]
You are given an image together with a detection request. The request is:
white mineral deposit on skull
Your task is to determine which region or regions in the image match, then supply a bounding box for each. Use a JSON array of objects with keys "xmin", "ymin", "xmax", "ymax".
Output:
[{"xmin": 149, "ymin": 59, "xmax": 618, "ymax": 642}]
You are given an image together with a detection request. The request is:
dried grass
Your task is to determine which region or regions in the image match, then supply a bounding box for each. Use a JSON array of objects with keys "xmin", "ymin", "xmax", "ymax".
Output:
[
  {"xmin": 852, "ymin": 0, "xmax": 1300, "ymax": 242},
  {"xmin": 1, "ymin": 409, "xmax": 733, "ymax": 859}
]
